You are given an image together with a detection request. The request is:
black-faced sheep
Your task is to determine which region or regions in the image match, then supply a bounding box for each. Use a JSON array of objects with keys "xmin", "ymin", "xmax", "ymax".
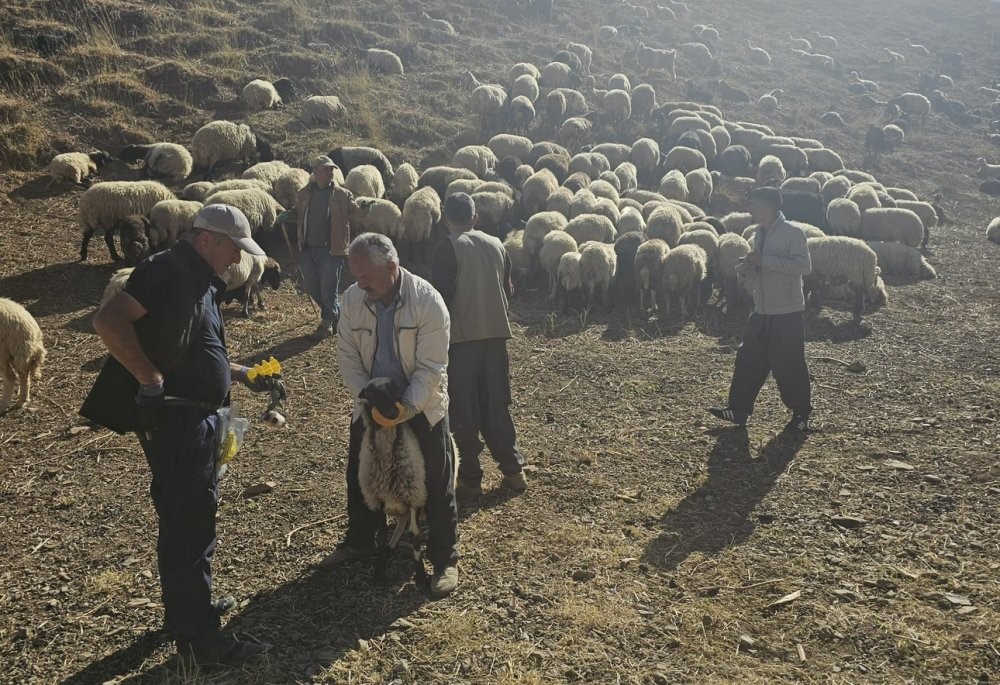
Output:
[
  {"xmin": 804, "ymin": 236, "xmax": 887, "ymax": 321},
  {"xmin": 49, "ymin": 151, "xmax": 112, "ymax": 186},
  {"xmin": 191, "ymin": 121, "xmax": 273, "ymax": 180},
  {"xmin": 222, "ymin": 253, "xmax": 282, "ymax": 317},
  {"xmin": 612, "ymin": 231, "xmax": 643, "ymax": 306},
  {"xmin": 78, "ymin": 181, "xmax": 175, "ymax": 261},
  {"xmin": 634, "ymin": 238, "xmax": 669, "ymax": 315},
  {"xmin": 0, "ymin": 298, "xmax": 46, "ymax": 413},
  {"xmin": 329, "ymin": 146, "xmax": 394, "ymax": 189}
]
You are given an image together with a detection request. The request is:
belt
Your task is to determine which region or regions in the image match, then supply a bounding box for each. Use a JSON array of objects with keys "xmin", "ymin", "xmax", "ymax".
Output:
[{"xmin": 162, "ymin": 396, "xmax": 224, "ymax": 411}]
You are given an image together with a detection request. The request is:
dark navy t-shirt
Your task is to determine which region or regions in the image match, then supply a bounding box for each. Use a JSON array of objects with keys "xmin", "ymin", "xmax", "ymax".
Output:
[{"xmin": 124, "ymin": 241, "xmax": 231, "ymax": 406}]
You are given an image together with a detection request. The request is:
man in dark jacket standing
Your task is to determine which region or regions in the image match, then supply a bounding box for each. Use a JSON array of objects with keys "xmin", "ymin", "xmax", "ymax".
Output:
[
  {"xmin": 87, "ymin": 205, "xmax": 273, "ymax": 666},
  {"xmin": 709, "ymin": 187, "xmax": 815, "ymax": 432},
  {"xmin": 431, "ymin": 193, "xmax": 527, "ymax": 498}
]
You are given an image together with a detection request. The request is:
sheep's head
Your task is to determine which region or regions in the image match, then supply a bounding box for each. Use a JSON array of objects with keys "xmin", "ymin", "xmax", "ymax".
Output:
[
  {"xmin": 866, "ymin": 272, "xmax": 888, "ymax": 308},
  {"xmin": 90, "ymin": 151, "xmax": 113, "ymax": 168},
  {"xmin": 119, "ymin": 145, "xmax": 147, "ymax": 163},
  {"xmin": 360, "ymin": 377, "xmax": 404, "ymax": 428},
  {"xmin": 256, "ymin": 135, "xmax": 274, "ymax": 162},
  {"xmin": 262, "ymin": 257, "xmax": 282, "ymax": 291},
  {"xmin": 118, "ymin": 215, "xmax": 152, "ymax": 266},
  {"xmin": 272, "ymin": 77, "xmax": 297, "ymax": 102}
]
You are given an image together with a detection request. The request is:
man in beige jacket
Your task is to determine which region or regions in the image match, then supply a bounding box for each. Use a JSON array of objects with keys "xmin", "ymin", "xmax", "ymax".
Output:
[{"xmin": 295, "ymin": 155, "xmax": 365, "ymax": 340}]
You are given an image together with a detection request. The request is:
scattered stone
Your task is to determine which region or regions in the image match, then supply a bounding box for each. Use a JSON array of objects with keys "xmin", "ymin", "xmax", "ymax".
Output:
[
  {"xmin": 571, "ymin": 568, "xmax": 596, "ymax": 582},
  {"xmin": 127, "ymin": 597, "xmax": 151, "ymax": 607},
  {"xmin": 923, "ymin": 474, "xmax": 943, "ymax": 484},
  {"xmin": 832, "ymin": 589, "xmax": 859, "ymax": 603},
  {"xmin": 68, "ymin": 426, "xmax": 90, "ymax": 436},
  {"xmin": 140, "ymin": 570, "xmax": 153, "ymax": 579},
  {"xmin": 766, "ymin": 590, "xmax": 801, "ymax": 609},
  {"xmin": 943, "ymin": 592, "xmax": 971, "ymax": 606},
  {"xmin": 884, "ymin": 459, "xmax": 914, "ymax": 471},
  {"xmin": 831, "ymin": 515, "xmax": 867, "ymax": 529},
  {"xmin": 241, "ymin": 481, "xmax": 277, "ymax": 498},
  {"xmin": 795, "ymin": 643, "xmax": 806, "ymax": 662},
  {"xmin": 738, "ymin": 634, "xmax": 756, "ymax": 650},
  {"xmin": 957, "ymin": 606, "xmax": 977, "ymax": 615},
  {"xmin": 390, "ymin": 618, "xmax": 415, "ymax": 631}
]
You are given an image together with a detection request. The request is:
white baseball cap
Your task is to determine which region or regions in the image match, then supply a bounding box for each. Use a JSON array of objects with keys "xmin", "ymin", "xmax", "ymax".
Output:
[{"xmin": 193, "ymin": 204, "xmax": 265, "ymax": 256}]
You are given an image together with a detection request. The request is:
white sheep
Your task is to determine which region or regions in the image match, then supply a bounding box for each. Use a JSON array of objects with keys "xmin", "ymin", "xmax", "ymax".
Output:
[
  {"xmin": 661, "ymin": 244, "xmax": 708, "ymax": 317},
  {"xmin": 765, "ymin": 144, "xmax": 808, "ymax": 176},
  {"xmin": 345, "ymin": 164, "xmax": 386, "ymax": 199},
  {"xmin": 470, "ymin": 191, "xmax": 515, "ymax": 235},
  {"xmin": 804, "ymin": 236, "xmax": 887, "ymax": 321},
  {"xmin": 99, "ymin": 267, "xmax": 133, "ymax": 308},
  {"xmin": 580, "ymin": 241, "xmax": 617, "ymax": 307},
  {"xmin": 636, "ymin": 43, "xmax": 677, "ymax": 79},
  {"xmin": 204, "ymin": 178, "xmax": 271, "ymax": 201},
  {"xmin": 517, "ymin": 169, "xmax": 556, "ymax": 216},
  {"xmin": 272, "ymin": 168, "xmax": 311, "ymax": 209},
  {"xmin": 541, "ymin": 61, "xmax": 579, "ymax": 89},
  {"xmin": 419, "ymin": 166, "xmax": 478, "ymax": 199},
  {"xmin": 452, "ymin": 145, "xmax": 498, "ymax": 178},
  {"xmin": 678, "ymin": 228, "xmax": 720, "ymax": 280},
  {"xmin": 646, "ymin": 205, "xmax": 685, "ymax": 247},
  {"xmin": 242, "ymin": 79, "xmax": 282, "ymax": 110},
  {"xmin": 203, "ymin": 188, "xmax": 284, "ymax": 235},
  {"xmin": 401, "ymin": 187, "xmax": 441, "ymax": 261},
  {"xmin": 569, "ymin": 189, "xmax": 598, "ymax": 218},
  {"xmin": 503, "ymin": 230, "xmax": 531, "ymax": 285},
  {"xmin": 540, "ymin": 230, "xmax": 578, "ymax": 298},
  {"xmin": 559, "ymin": 117, "xmax": 594, "ymax": 151},
  {"xmin": 592, "ymin": 198, "xmax": 621, "ymax": 227},
  {"xmin": 120, "ymin": 143, "xmax": 194, "ymax": 183},
  {"xmin": 781, "ymin": 177, "xmax": 822, "ymax": 194},
  {"xmin": 658, "ymin": 169, "xmax": 689, "ymax": 201},
  {"xmin": 893, "ymin": 200, "xmax": 937, "ymax": 246},
  {"xmin": 300, "ymin": 95, "xmax": 347, "ymax": 126},
  {"xmin": 354, "ymin": 198, "xmax": 404, "ymax": 242},
  {"xmin": 608, "ymin": 73, "xmax": 631, "ymax": 91},
  {"xmin": 222, "ymin": 252, "xmax": 282, "ymax": 317},
  {"xmin": 329, "ymin": 146, "xmax": 394, "ymax": 188},
  {"xmin": 567, "ymin": 153, "xmax": 608, "ymax": 180},
  {"xmin": 630, "ymin": 138, "xmax": 660, "ymax": 184},
  {"xmin": 191, "ymin": 120, "xmax": 268, "ymax": 180},
  {"xmin": 0, "ymin": 298, "xmax": 46, "ymax": 412},
  {"xmin": 365, "ymin": 48, "xmax": 404, "ymax": 75},
  {"xmin": 78, "ymin": 180, "xmax": 175, "ymax": 261},
  {"xmin": 511, "ymin": 73, "xmax": 540, "ymax": 103},
  {"xmin": 181, "ymin": 181, "xmax": 214, "ymax": 202},
  {"xmin": 664, "ymin": 146, "xmax": 707, "ymax": 174},
  {"xmin": 614, "ymin": 162, "xmax": 638, "ymax": 193},
  {"xmin": 988, "ymin": 217, "xmax": 1000, "ymax": 244},
  {"xmin": 149, "ymin": 199, "xmax": 202, "ymax": 249},
  {"xmin": 524, "ymin": 211, "xmax": 569, "ymax": 268},
  {"xmin": 545, "ymin": 186, "xmax": 574, "ymax": 217},
  {"xmin": 48, "ymin": 151, "xmax": 111, "ymax": 186},
  {"xmin": 603, "ymin": 89, "xmax": 632, "ymax": 128},
  {"xmin": 388, "ymin": 163, "xmax": 420, "ymax": 206},
  {"xmin": 557, "ymin": 250, "xmax": 584, "ymax": 309},
  {"xmin": 826, "ymin": 198, "xmax": 862, "ymax": 237},
  {"xmin": 509, "ymin": 62, "xmax": 541, "ymax": 81},
  {"xmin": 488, "ymin": 134, "xmax": 533, "ymax": 163},
  {"xmin": 859, "ymin": 207, "xmax": 923, "ymax": 248},
  {"xmin": 566, "ymin": 213, "xmax": 616, "ymax": 244},
  {"xmin": 634, "ymin": 238, "xmax": 669, "ymax": 314},
  {"xmin": 756, "ymin": 154, "xmax": 787, "ymax": 186},
  {"xmin": 242, "ymin": 160, "xmax": 291, "ymax": 191},
  {"xmin": 685, "ymin": 168, "xmax": 713, "ymax": 206},
  {"xmin": 566, "ymin": 42, "xmax": 593, "ymax": 73},
  {"xmin": 866, "ymin": 241, "xmax": 936, "ymax": 280},
  {"xmin": 589, "ymin": 179, "xmax": 619, "ymax": 204},
  {"xmin": 804, "ymin": 147, "xmax": 844, "ymax": 173},
  {"xmin": 887, "ymin": 92, "xmax": 931, "ymax": 127},
  {"xmin": 721, "ymin": 211, "xmax": 754, "ymax": 234},
  {"xmin": 470, "ymin": 82, "xmax": 507, "ymax": 131},
  {"xmin": 678, "ymin": 42, "xmax": 715, "ymax": 69},
  {"xmin": 717, "ymin": 232, "xmax": 752, "ymax": 310}
]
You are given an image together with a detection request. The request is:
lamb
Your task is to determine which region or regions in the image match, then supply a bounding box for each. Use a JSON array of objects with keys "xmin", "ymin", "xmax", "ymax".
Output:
[
  {"xmin": 365, "ymin": 48, "xmax": 404, "ymax": 75},
  {"xmin": 357, "ymin": 377, "xmax": 438, "ymax": 586},
  {"xmin": 661, "ymin": 244, "xmax": 708, "ymax": 317},
  {"xmin": 149, "ymin": 199, "xmax": 203, "ymax": 249},
  {"xmin": 866, "ymin": 241, "xmax": 936, "ymax": 280},
  {"xmin": 634, "ymin": 239, "xmax": 669, "ymax": 314},
  {"xmin": 78, "ymin": 180, "xmax": 175, "ymax": 261},
  {"xmin": 273, "ymin": 168, "xmax": 311, "ymax": 209},
  {"xmin": 451, "ymin": 145, "xmax": 498, "ymax": 178},
  {"xmin": 242, "ymin": 79, "xmax": 283, "ymax": 111},
  {"xmin": 181, "ymin": 181, "xmax": 215, "ymax": 202},
  {"xmin": 859, "ymin": 207, "xmax": 924, "ymax": 248},
  {"xmin": 345, "ymin": 164, "xmax": 386, "ymax": 199},
  {"xmin": 540, "ymin": 230, "xmax": 578, "ymax": 298},
  {"xmin": 221, "ymin": 252, "xmax": 282, "ymax": 317},
  {"xmin": 329, "ymin": 146, "xmax": 394, "ymax": 189},
  {"xmin": 300, "ymin": 95, "xmax": 347, "ymax": 126},
  {"xmin": 203, "ymin": 188, "xmax": 284, "ymax": 235},
  {"xmin": 803, "ymin": 236, "xmax": 887, "ymax": 321},
  {"xmin": 646, "ymin": 205, "xmax": 685, "ymax": 247},
  {"xmin": 418, "ymin": 166, "xmax": 478, "ymax": 199},
  {"xmin": 565, "ymin": 214, "xmax": 616, "ymax": 244},
  {"xmin": 120, "ymin": 143, "xmax": 194, "ymax": 183},
  {"xmin": 401, "ymin": 187, "xmax": 442, "ymax": 262},
  {"xmin": 658, "ymin": 169, "xmax": 689, "ymax": 201},
  {"xmin": 988, "ymin": 217, "xmax": 1000, "ymax": 244},
  {"xmin": 636, "ymin": 43, "xmax": 677, "ymax": 79},
  {"xmin": 241, "ymin": 160, "xmax": 292, "ymax": 191},
  {"xmin": 756, "ymin": 154, "xmax": 786, "ymax": 186},
  {"xmin": 470, "ymin": 191, "xmax": 516, "ymax": 237},
  {"xmin": 191, "ymin": 121, "xmax": 272, "ymax": 180},
  {"xmin": 0, "ymin": 298, "xmax": 46, "ymax": 412},
  {"xmin": 826, "ymin": 198, "xmax": 862, "ymax": 237},
  {"xmin": 717, "ymin": 232, "xmax": 752, "ymax": 311},
  {"xmin": 48, "ymin": 151, "xmax": 112, "ymax": 186},
  {"xmin": 557, "ymin": 251, "xmax": 584, "ymax": 311},
  {"xmin": 580, "ymin": 242, "xmax": 617, "ymax": 308}
]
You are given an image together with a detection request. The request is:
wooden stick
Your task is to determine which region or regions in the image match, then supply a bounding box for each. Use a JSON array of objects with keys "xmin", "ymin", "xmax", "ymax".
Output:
[
  {"xmin": 280, "ymin": 221, "xmax": 320, "ymax": 319},
  {"xmin": 286, "ymin": 514, "xmax": 345, "ymax": 547}
]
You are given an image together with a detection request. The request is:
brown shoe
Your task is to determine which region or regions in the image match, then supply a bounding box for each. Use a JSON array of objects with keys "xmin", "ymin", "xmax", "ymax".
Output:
[
  {"xmin": 455, "ymin": 479, "xmax": 483, "ymax": 501},
  {"xmin": 319, "ymin": 544, "xmax": 376, "ymax": 569},
  {"xmin": 501, "ymin": 471, "xmax": 528, "ymax": 492}
]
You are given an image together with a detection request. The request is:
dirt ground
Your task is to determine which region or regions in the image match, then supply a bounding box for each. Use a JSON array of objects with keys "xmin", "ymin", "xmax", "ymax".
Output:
[{"xmin": 1, "ymin": 0, "xmax": 1000, "ymax": 683}]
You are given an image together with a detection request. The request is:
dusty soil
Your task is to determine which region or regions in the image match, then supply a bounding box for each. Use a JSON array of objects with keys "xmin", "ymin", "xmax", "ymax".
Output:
[{"xmin": 1, "ymin": 0, "xmax": 999, "ymax": 683}]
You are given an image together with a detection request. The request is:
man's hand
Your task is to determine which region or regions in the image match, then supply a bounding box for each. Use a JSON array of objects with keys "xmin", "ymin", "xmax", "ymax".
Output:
[
  {"xmin": 135, "ymin": 380, "xmax": 164, "ymax": 438},
  {"xmin": 371, "ymin": 402, "xmax": 414, "ymax": 428},
  {"xmin": 236, "ymin": 366, "xmax": 276, "ymax": 393}
]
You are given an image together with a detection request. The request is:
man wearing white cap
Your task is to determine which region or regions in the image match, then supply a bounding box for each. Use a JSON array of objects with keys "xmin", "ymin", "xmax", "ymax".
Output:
[{"xmin": 85, "ymin": 204, "xmax": 273, "ymax": 666}]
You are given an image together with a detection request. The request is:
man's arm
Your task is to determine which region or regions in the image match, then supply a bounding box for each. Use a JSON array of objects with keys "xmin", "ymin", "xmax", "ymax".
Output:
[
  {"xmin": 429, "ymin": 238, "xmax": 458, "ymax": 304},
  {"xmin": 401, "ymin": 289, "xmax": 450, "ymax": 415},
  {"xmin": 335, "ymin": 298, "xmax": 371, "ymax": 399},
  {"xmin": 761, "ymin": 228, "xmax": 811, "ymax": 276},
  {"xmin": 93, "ymin": 293, "xmax": 162, "ymax": 385},
  {"xmin": 502, "ymin": 248, "xmax": 514, "ymax": 299}
]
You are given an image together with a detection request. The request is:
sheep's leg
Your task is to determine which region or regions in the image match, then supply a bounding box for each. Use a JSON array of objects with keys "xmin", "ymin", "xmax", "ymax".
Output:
[
  {"xmin": 387, "ymin": 515, "xmax": 408, "ymax": 549},
  {"xmin": 0, "ymin": 363, "xmax": 14, "ymax": 412},
  {"xmin": 410, "ymin": 508, "xmax": 430, "ymax": 592},
  {"xmin": 852, "ymin": 286, "xmax": 865, "ymax": 323},
  {"xmin": 104, "ymin": 229, "xmax": 122, "ymax": 262},
  {"xmin": 15, "ymin": 369, "xmax": 30, "ymax": 408},
  {"xmin": 242, "ymin": 285, "xmax": 252, "ymax": 318},
  {"xmin": 80, "ymin": 229, "xmax": 94, "ymax": 261}
]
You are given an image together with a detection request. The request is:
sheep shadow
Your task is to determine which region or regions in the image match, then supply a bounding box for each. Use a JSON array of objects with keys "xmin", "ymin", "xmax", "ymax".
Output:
[
  {"xmin": 0, "ymin": 260, "xmax": 118, "ymax": 318},
  {"xmin": 233, "ymin": 333, "xmax": 322, "ymax": 366},
  {"xmin": 804, "ymin": 312, "xmax": 874, "ymax": 343},
  {"xmin": 642, "ymin": 428, "xmax": 808, "ymax": 571},
  {"xmin": 62, "ymin": 564, "xmax": 428, "ymax": 683},
  {"xmin": 7, "ymin": 175, "xmax": 74, "ymax": 200}
]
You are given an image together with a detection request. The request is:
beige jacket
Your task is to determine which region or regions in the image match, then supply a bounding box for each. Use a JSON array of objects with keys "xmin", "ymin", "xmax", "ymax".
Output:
[
  {"xmin": 336, "ymin": 268, "xmax": 451, "ymax": 426},
  {"xmin": 295, "ymin": 181, "xmax": 362, "ymax": 256}
]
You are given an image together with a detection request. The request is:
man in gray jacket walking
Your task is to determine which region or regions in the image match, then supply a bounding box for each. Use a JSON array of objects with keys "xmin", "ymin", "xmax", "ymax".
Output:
[{"xmin": 709, "ymin": 187, "xmax": 814, "ymax": 432}]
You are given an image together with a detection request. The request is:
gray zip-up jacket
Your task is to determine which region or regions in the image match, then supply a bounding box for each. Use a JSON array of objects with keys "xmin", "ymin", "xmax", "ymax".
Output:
[
  {"xmin": 336, "ymin": 268, "xmax": 450, "ymax": 425},
  {"xmin": 745, "ymin": 212, "xmax": 812, "ymax": 315}
]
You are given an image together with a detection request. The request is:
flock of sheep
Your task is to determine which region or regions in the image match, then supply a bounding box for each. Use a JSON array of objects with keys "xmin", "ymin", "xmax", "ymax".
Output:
[{"xmin": 3, "ymin": 0, "xmax": 1000, "ymax": 416}]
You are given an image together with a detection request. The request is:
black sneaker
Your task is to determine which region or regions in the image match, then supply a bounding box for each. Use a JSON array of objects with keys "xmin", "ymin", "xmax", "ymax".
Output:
[
  {"xmin": 783, "ymin": 414, "xmax": 814, "ymax": 432},
  {"xmin": 708, "ymin": 407, "xmax": 748, "ymax": 426}
]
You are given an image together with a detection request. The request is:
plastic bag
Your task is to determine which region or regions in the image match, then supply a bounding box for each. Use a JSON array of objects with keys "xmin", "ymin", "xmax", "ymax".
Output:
[{"xmin": 216, "ymin": 404, "xmax": 249, "ymax": 479}]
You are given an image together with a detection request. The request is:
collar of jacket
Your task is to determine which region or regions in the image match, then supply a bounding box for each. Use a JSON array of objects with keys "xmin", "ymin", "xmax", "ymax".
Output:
[{"xmin": 172, "ymin": 240, "xmax": 226, "ymax": 292}]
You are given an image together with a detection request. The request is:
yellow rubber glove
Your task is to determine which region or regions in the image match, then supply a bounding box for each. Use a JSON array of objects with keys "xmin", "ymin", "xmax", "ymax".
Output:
[{"xmin": 371, "ymin": 402, "xmax": 414, "ymax": 428}]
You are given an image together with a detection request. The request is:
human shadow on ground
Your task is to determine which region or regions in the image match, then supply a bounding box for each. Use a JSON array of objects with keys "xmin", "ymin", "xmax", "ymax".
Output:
[
  {"xmin": 0, "ymin": 260, "xmax": 119, "ymax": 318},
  {"xmin": 642, "ymin": 428, "xmax": 808, "ymax": 571}
]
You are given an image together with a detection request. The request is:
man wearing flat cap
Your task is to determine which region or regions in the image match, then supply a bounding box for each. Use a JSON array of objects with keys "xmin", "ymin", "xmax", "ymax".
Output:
[
  {"xmin": 431, "ymin": 193, "xmax": 528, "ymax": 499},
  {"xmin": 85, "ymin": 204, "xmax": 274, "ymax": 666},
  {"xmin": 295, "ymin": 155, "xmax": 366, "ymax": 340}
]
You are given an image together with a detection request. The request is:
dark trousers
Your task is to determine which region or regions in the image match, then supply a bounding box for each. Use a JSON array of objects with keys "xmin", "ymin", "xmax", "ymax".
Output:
[
  {"xmin": 138, "ymin": 408, "xmax": 220, "ymax": 643},
  {"xmin": 448, "ymin": 338, "xmax": 526, "ymax": 484},
  {"xmin": 299, "ymin": 247, "xmax": 344, "ymax": 323},
  {"xmin": 728, "ymin": 311, "xmax": 812, "ymax": 416},
  {"xmin": 344, "ymin": 414, "xmax": 459, "ymax": 572}
]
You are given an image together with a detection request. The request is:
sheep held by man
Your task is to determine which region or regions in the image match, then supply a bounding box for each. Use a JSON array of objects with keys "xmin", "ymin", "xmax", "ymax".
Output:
[
  {"xmin": 221, "ymin": 252, "xmax": 282, "ymax": 317},
  {"xmin": 0, "ymin": 298, "xmax": 46, "ymax": 413},
  {"xmin": 78, "ymin": 181, "xmax": 175, "ymax": 262},
  {"xmin": 48, "ymin": 151, "xmax": 112, "ymax": 186},
  {"xmin": 149, "ymin": 199, "xmax": 202, "ymax": 249},
  {"xmin": 859, "ymin": 207, "xmax": 924, "ymax": 248},
  {"xmin": 191, "ymin": 121, "xmax": 272, "ymax": 180},
  {"xmin": 866, "ymin": 240, "xmax": 936, "ymax": 280},
  {"xmin": 804, "ymin": 236, "xmax": 887, "ymax": 321},
  {"xmin": 661, "ymin": 244, "xmax": 708, "ymax": 317}
]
